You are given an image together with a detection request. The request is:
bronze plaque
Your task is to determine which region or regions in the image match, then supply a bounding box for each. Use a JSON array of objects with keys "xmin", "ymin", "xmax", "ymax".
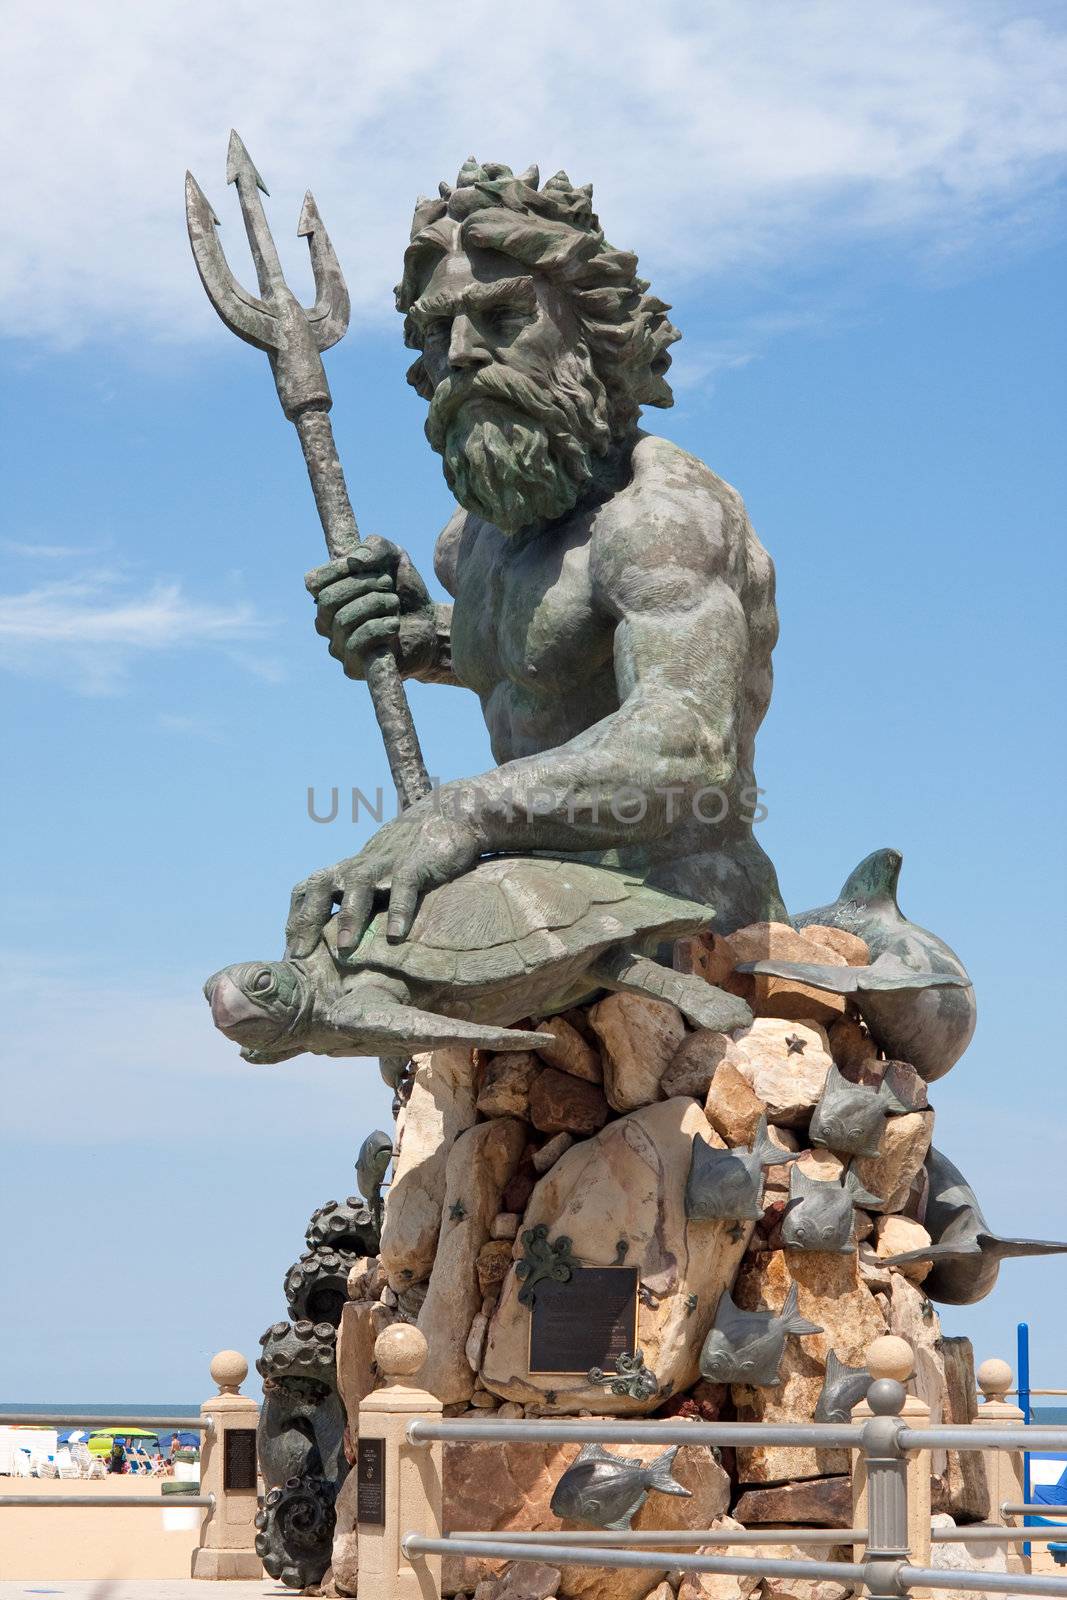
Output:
[
  {"xmin": 356, "ymin": 1437, "xmax": 385, "ymax": 1527},
  {"xmin": 223, "ymin": 1427, "xmax": 257, "ymax": 1492},
  {"xmin": 528, "ymin": 1266, "xmax": 639, "ymax": 1375}
]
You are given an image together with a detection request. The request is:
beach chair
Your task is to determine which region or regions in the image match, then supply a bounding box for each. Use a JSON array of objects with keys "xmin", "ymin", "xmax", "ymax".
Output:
[
  {"xmin": 55, "ymin": 1446, "xmax": 79, "ymax": 1479},
  {"xmin": 32, "ymin": 1450, "xmax": 57, "ymax": 1478}
]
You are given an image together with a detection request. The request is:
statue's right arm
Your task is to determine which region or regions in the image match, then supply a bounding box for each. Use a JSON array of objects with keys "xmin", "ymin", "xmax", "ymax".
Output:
[{"xmin": 305, "ymin": 516, "xmax": 461, "ymax": 687}]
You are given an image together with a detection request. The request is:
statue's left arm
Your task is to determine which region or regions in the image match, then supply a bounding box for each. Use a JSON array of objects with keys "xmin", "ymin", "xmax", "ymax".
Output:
[{"xmin": 287, "ymin": 483, "xmax": 751, "ymax": 952}]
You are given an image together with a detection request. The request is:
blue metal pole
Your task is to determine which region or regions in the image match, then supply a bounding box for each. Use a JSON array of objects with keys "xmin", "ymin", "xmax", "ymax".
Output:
[{"xmin": 1019, "ymin": 1320, "xmax": 1032, "ymax": 1561}]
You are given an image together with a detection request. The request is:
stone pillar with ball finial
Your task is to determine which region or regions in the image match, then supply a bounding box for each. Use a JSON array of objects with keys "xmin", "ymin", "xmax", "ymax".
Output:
[
  {"xmin": 976, "ymin": 1357, "xmax": 1029, "ymax": 1574},
  {"xmin": 357, "ymin": 1323, "xmax": 443, "ymax": 1600},
  {"xmin": 191, "ymin": 1349, "xmax": 262, "ymax": 1580},
  {"xmin": 851, "ymin": 1335, "xmax": 932, "ymax": 1594}
]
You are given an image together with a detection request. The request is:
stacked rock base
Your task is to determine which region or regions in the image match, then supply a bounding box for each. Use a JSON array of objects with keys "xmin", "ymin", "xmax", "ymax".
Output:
[{"xmin": 332, "ymin": 920, "xmax": 987, "ymax": 1599}]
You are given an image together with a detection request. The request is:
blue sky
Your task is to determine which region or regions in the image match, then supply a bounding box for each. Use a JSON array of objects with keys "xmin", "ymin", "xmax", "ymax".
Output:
[{"xmin": 1, "ymin": 1, "xmax": 1065, "ymax": 1402}]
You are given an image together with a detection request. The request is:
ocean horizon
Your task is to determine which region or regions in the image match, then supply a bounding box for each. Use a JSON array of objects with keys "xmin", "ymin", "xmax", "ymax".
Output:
[
  {"xmin": 2, "ymin": 1403, "xmax": 1063, "ymax": 1423},
  {"xmin": 1, "ymin": 1402, "xmax": 201, "ymax": 1418}
]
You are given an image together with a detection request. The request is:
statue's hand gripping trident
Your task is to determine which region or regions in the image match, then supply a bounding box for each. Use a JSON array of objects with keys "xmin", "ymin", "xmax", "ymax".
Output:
[{"xmin": 185, "ymin": 131, "xmax": 431, "ymax": 810}]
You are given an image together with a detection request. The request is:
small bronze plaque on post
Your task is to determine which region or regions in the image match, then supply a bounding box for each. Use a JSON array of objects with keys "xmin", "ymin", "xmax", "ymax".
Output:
[
  {"xmin": 357, "ymin": 1437, "xmax": 386, "ymax": 1527},
  {"xmin": 529, "ymin": 1266, "xmax": 639, "ymax": 1375},
  {"xmin": 223, "ymin": 1427, "xmax": 258, "ymax": 1492}
]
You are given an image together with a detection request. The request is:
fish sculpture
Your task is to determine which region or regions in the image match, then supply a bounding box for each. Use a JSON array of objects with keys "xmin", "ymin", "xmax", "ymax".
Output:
[
  {"xmin": 781, "ymin": 1166, "xmax": 883, "ymax": 1254},
  {"xmin": 699, "ymin": 1282, "xmax": 823, "ymax": 1387},
  {"xmin": 549, "ymin": 1443, "xmax": 691, "ymax": 1530},
  {"xmin": 686, "ymin": 1116, "xmax": 797, "ymax": 1221},
  {"xmin": 814, "ymin": 1349, "xmax": 871, "ymax": 1423},
  {"xmin": 809, "ymin": 1063, "xmax": 912, "ymax": 1157},
  {"xmin": 736, "ymin": 848, "xmax": 975, "ymax": 1083},
  {"xmin": 872, "ymin": 1146, "xmax": 1067, "ymax": 1305}
]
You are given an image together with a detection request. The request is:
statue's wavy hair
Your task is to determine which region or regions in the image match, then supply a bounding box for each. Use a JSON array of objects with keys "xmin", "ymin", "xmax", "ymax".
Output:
[{"xmin": 395, "ymin": 159, "xmax": 680, "ymax": 436}]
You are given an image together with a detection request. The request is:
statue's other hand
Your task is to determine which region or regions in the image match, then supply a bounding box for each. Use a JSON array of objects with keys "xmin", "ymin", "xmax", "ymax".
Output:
[
  {"xmin": 285, "ymin": 807, "xmax": 482, "ymax": 957},
  {"xmin": 306, "ymin": 534, "xmax": 436, "ymax": 680}
]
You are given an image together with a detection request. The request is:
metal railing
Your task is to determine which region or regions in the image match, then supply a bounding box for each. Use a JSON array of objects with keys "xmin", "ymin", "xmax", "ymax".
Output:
[
  {"xmin": 355, "ymin": 1332, "xmax": 1067, "ymax": 1600},
  {"xmin": 0, "ymin": 1406, "xmax": 212, "ymax": 1510},
  {"xmin": 0, "ymin": 1351, "xmax": 263, "ymax": 1579}
]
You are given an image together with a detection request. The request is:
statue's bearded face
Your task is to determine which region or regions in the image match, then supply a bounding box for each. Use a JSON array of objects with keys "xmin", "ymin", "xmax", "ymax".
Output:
[{"xmin": 410, "ymin": 248, "xmax": 612, "ymax": 534}]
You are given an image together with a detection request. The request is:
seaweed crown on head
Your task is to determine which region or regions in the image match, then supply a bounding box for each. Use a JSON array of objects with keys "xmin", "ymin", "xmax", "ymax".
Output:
[{"xmin": 396, "ymin": 158, "xmax": 681, "ymax": 436}]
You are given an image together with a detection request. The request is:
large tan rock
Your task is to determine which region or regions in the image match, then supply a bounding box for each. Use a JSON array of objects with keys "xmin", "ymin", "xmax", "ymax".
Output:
[
  {"xmin": 528, "ymin": 1067, "xmax": 610, "ymax": 1135},
  {"xmin": 724, "ymin": 922, "xmax": 853, "ymax": 1025},
  {"xmin": 418, "ymin": 1117, "xmax": 528, "ymax": 1405},
  {"xmin": 732, "ymin": 1248, "xmax": 887, "ymax": 1483},
  {"xmin": 478, "ymin": 1052, "xmax": 540, "ymax": 1119},
  {"xmin": 728, "ymin": 1020, "xmax": 833, "ymax": 1128},
  {"xmin": 588, "ymin": 992, "xmax": 687, "ymax": 1111},
  {"xmin": 441, "ymin": 1432, "xmax": 727, "ymax": 1600},
  {"xmin": 481, "ymin": 1099, "xmax": 751, "ymax": 1410},
  {"xmin": 851, "ymin": 1111, "xmax": 934, "ymax": 1213},
  {"xmin": 380, "ymin": 1046, "xmax": 477, "ymax": 1289},
  {"xmin": 558, "ymin": 1434, "xmax": 730, "ymax": 1600},
  {"xmin": 800, "ymin": 925, "xmax": 869, "ymax": 966},
  {"xmin": 743, "ymin": 1543, "xmax": 851, "ymax": 1600},
  {"xmin": 663, "ymin": 1029, "xmax": 731, "ymax": 1100},
  {"xmin": 677, "ymin": 1516, "xmax": 755, "ymax": 1600},
  {"xmin": 330, "ymin": 1468, "xmax": 359, "ymax": 1596},
  {"xmin": 704, "ymin": 1055, "xmax": 767, "ymax": 1144},
  {"xmin": 929, "ymin": 1514, "xmax": 1008, "ymax": 1600},
  {"xmin": 336, "ymin": 1299, "xmax": 393, "ymax": 1425},
  {"xmin": 673, "ymin": 932, "xmax": 736, "ymax": 988},
  {"xmin": 534, "ymin": 1017, "xmax": 602, "ymax": 1082},
  {"xmin": 825, "ymin": 1017, "xmax": 878, "ymax": 1074},
  {"xmin": 887, "ymin": 1273, "xmax": 947, "ymax": 1473},
  {"xmin": 939, "ymin": 1336, "xmax": 991, "ymax": 1522},
  {"xmin": 441, "ymin": 1435, "xmax": 577, "ymax": 1591},
  {"xmin": 874, "ymin": 1215, "xmax": 933, "ymax": 1283},
  {"xmin": 734, "ymin": 1474, "xmax": 851, "ymax": 1526}
]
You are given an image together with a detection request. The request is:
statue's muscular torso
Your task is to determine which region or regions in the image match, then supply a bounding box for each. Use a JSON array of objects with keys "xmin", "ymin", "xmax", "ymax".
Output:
[{"xmin": 432, "ymin": 432, "xmax": 785, "ymax": 929}]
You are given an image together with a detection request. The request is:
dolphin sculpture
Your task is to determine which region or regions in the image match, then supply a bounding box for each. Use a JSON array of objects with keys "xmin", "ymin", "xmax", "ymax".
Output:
[
  {"xmin": 781, "ymin": 1165, "xmax": 883, "ymax": 1254},
  {"xmin": 872, "ymin": 1146, "xmax": 1067, "ymax": 1304},
  {"xmin": 686, "ymin": 1116, "xmax": 797, "ymax": 1222},
  {"xmin": 699, "ymin": 1282, "xmax": 823, "ymax": 1387},
  {"xmin": 736, "ymin": 849, "xmax": 976, "ymax": 1082},
  {"xmin": 809, "ymin": 1062, "xmax": 912, "ymax": 1157}
]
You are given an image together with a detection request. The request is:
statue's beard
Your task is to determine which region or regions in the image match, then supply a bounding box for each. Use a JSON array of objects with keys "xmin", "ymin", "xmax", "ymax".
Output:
[{"xmin": 425, "ymin": 347, "xmax": 612, "ymax": 535}]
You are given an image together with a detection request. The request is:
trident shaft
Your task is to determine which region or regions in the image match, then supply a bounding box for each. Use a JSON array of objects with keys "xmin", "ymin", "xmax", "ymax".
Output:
[{"xmin": 185, "ymin": 130, "xmax": 430, "ymax": 809}]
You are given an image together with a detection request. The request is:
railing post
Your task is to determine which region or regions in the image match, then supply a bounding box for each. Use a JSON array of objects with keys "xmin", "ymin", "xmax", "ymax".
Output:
[
  {"xmin": 853, "ymin": 1335, "xmax": 930, "ymax": 1598},
  {"xmin": 191, "ymin": 1349, "xmax": 262, "ymax": 1580},
  {"xmin": 977, "ymin": 1357, "xmax": 1030, "ymax": 1575},
  {"xmin": 357, "ymin": 1324, "xmax": 442, "ymax": 1600}
]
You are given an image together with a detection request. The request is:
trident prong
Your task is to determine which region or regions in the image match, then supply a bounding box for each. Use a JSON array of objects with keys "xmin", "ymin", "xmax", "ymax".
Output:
[
  {"xmin": 185, "ymin": 129, "xmax": 350, "ymax": 417},
  {"xmin": 185, "ymin": 131, "xmax": 430, "ymax": 809}
]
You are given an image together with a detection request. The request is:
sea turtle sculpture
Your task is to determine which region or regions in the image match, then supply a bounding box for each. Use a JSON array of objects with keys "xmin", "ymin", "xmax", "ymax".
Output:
[{"xmin": 205, "ymin": 855, "xmax": 753, "ymax": 1061}]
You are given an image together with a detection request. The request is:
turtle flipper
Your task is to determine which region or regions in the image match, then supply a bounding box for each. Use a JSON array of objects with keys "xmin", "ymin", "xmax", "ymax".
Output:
[
  {"xmin": 590, "ymin": 948, "xmax": 753, "ymax": 1032},
  {"xmin": 326, "ymin": 990, "xmax": 550, "ymax": 1053}
]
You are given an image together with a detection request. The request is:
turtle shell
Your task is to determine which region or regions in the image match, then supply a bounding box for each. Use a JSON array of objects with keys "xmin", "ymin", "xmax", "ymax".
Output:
[{"xmin": 329, "ymin": 855, "xmax": 711, "ymax": 989}]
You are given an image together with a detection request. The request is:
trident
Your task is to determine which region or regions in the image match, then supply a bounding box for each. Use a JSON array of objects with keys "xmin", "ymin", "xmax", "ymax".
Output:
[{"xmin": 185, "ymin": 131, "xmax": 430, "ymax": 809}]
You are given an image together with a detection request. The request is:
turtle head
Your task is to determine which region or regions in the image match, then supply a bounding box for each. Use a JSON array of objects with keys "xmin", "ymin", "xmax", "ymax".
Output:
[{"xmin": 204, "ymin": 960, "xmax": 311, "ymax": 1053}]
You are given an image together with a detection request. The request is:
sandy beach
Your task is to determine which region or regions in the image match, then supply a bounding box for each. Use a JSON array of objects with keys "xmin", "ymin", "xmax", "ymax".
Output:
[{"xmin": 1, "ymin": 1473, "xmax": 220, "ymax": 1581}]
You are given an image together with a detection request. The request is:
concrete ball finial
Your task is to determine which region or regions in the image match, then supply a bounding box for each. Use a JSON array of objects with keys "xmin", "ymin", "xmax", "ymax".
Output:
[
  {"xmin": 866, "ymin": 1335, "xmax": 914, "ymax": 1384},
  {"xmin": 977, "ymin": 1358, "xmax": 1013, "ymax": 1400},
  {"xmin": 210, "ymin": 1349, "xmax": 248, "ymax": 1394},
  {"xmin": 375, "ymin": 1323, "xmax": 428, "ymax": 1381}
]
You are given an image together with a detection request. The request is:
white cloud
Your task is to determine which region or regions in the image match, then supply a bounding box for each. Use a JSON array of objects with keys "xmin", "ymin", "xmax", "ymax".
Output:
[
  {"xmin": 0, "ymin": 569, "xmax": 266, "ymax": 692},
  {"xmin": 0, "ymin": 1, "xmax": 1063, "ymax": 347}
]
